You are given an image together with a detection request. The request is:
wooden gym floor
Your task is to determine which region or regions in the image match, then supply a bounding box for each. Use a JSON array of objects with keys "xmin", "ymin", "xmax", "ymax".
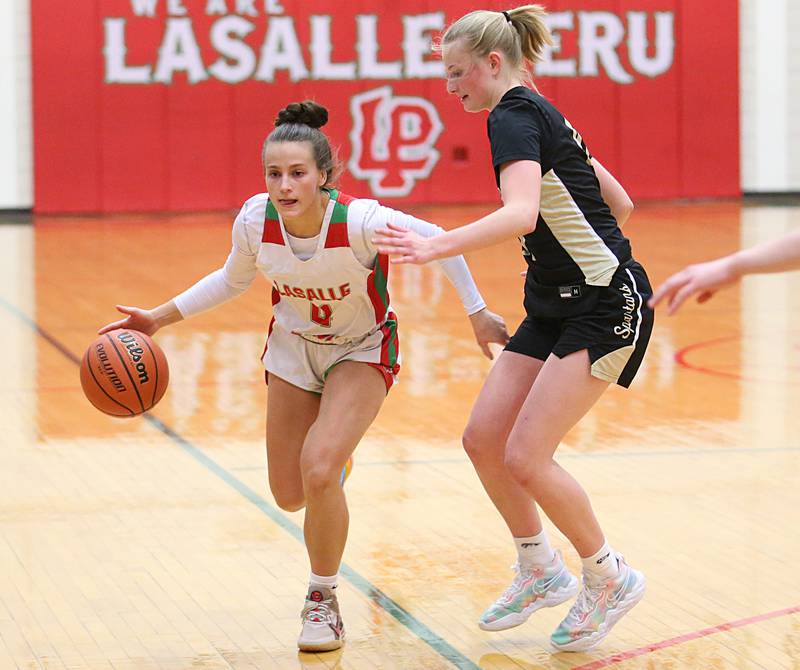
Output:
[{"xmin": 0, "ymin": 198, "xmax": 798, "ymax": 669}]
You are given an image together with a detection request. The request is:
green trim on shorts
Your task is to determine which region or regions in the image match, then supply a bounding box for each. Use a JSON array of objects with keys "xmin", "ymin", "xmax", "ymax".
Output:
[
  {"xmin": 373, "ymin": 257, "xmax": 389, "ymax": 312},
  {"xmin": 384, "ymin": 317, "xmax": 398, "ymax": 366},
  {"xmin": 322, "ymin": 359, "xmax": 383, "ymax": 385},
  {"xmin": 322, "ymin": 360, "xmax": 342, "ymax": 382}
]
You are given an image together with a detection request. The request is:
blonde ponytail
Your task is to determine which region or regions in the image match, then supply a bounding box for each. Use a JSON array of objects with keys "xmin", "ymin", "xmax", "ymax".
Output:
[
  {"xmin": 504, "ymin": 5, "xmax": 553, "ymax": 64},
  {"xmin": 439, "ymin": 5, "xmax": 553, "ymax": 81}
]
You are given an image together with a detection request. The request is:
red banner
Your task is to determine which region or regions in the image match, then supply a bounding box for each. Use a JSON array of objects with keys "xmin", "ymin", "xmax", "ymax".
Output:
[{"xmin": 31, "ymin": 1, "xmax": 739, "ymax": 213}]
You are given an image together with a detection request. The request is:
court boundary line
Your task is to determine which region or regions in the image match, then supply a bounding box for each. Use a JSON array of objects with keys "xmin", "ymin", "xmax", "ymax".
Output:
[
  {"xmin": 572, "ymin": 604, "xmax": 800, "ymax": 670},
  {"xmin": 2, "ymin": 298, "xmax": 481, "ymax": 670},
  {"xmin": 675, "ymin": 334, "xmax": 800, "ymax": 385}
]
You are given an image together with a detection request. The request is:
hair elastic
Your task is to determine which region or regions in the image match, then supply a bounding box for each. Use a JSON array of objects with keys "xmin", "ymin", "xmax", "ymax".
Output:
[{"xmin": 501, "ymin": 10, "xmax": 511, "ymax": 22}]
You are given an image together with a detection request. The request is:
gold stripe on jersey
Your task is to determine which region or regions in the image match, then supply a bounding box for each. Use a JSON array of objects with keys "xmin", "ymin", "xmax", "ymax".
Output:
[{"xmin": 539, "ymin": 170, "xmax": 619, "ymax": 286}]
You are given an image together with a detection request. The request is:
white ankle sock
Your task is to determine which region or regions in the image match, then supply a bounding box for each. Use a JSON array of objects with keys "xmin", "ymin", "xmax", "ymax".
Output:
[
  {"xmin": 581, "ymin": 540, "xmax": 619, "ymax": 580},
  {"xmin": 514, "ymin": 531, "xmax": 555, "ymax": 568},
  {"xmin": 309, "ymin": 572, "xmax": 338, "ymax": 589}
]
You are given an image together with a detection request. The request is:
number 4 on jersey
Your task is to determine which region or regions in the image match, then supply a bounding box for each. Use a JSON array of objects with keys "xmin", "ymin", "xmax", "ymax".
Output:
[
  {"xmin": 311, "ymin": 303, "xmax": 333, "ymax": 327},
  {"xmin": 564, "ymin": 118, "xmax": 592, "ymax": 165}
]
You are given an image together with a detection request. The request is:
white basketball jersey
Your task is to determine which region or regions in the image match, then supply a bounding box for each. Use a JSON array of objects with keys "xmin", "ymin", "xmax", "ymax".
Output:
[{"xmin": 256, "ymin": 190, "xmax": 392, "ymax": 344}]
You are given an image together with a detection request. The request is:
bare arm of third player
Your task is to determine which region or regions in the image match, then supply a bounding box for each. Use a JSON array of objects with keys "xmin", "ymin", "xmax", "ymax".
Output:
[{"xmin": 650, "ymin": 228, "xmax": 800, "ymax": 314}]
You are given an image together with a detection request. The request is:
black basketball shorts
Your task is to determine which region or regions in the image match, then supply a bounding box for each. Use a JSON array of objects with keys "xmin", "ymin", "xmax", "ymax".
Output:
[{"xmin": 505, "ymin": 261, "xmax": 654, "ymax": 388}]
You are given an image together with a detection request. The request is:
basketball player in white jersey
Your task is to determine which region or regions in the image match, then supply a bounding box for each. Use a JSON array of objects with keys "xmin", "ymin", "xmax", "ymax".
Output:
[{"xmin": 99, "ymin": 101, "xmax": 509, "ymax": 653}]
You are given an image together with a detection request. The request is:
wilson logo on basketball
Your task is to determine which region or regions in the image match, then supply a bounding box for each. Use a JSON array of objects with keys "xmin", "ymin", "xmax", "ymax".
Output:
[
  {"xmin": 117, "ymin": 331, "xmax": 150, "ymax": 384},
  {"xmin": 349, "ymin": 86, "xmax": 443, "ymax": 197}
]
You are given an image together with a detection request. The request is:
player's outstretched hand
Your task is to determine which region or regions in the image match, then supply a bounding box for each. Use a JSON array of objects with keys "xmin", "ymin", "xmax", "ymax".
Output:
[
  {"xmin": 648, "ymin": 257, "xmax": 737, "ymax": 315},
  {"xmin": 373, "ymin": 223, "xmax": 436, "ymax": 264},
  {"xmin": 469, "ymin": 308, "xmax": 510, "ymax": 360},
  {"xmin": 98, "ymin": 305, "xmax": 159, "ymax": 336}
]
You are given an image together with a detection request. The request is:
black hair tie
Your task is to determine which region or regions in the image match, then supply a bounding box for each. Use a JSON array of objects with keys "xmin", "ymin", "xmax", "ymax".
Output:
[{"xmin": 502, "ymin": 10, "xmax": 511, "ymax": 22}]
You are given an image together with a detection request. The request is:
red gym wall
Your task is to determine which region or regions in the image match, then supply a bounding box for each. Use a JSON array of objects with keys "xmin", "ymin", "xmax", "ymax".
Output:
[{"xmin": 31, "ymin": 1, "xmax": 739, "ymax": 213}]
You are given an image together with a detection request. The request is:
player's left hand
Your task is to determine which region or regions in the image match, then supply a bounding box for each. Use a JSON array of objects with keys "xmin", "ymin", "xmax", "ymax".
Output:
[
  {"xmin": 468, "ymin": 308, "xmax": 510, "ymax": 360},
  {"xmin": 372, "ymin": 223, "xmax": 436, "ymax": 264}
]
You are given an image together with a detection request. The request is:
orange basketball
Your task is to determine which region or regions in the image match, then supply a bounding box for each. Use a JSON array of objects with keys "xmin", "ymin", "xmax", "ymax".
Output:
[{"xmin": 80, "ymin": 329, "xmax": 169, "ymax": 417}]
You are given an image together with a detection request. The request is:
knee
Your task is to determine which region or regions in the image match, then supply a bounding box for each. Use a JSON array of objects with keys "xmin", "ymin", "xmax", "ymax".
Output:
[
  {"xmin": 269, "ymin": 480, "xmax": 305, "ymax": 512},
  {"xmin": 504, "ymin": 447, "xmax": 549, "ymax": 495},
  {"xmin": 272, "ymin": 490, "xmax": 305, "ymax": 512},
  {"xmin": 462, "ymin": 423, "xmax": 496, "ymax": 464},
  {"xmin": 300, "ymin": 452, "xmax": 343, "ymax": 499}
]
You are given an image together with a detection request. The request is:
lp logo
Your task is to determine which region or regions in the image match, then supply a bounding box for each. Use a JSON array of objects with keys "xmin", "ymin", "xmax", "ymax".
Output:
[{"xmin": 349, "ymin": 86, "xmax": 443, "ymax": 197}]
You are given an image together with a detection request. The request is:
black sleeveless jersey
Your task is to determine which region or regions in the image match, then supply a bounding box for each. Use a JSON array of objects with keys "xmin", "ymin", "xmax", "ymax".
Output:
[{"xmin": 488, "ymin": 86, "xmax": 632, "ymax": 288}]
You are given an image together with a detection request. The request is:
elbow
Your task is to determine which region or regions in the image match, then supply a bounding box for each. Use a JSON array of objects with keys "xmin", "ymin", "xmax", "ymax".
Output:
[
  {"xmin": 624, "ymin": 196, "xmax": 635, "ymax": 217},
  {"xmin": 512, "ymin": 204, "xmax": 538, "ymax": 236},
  {"xmin": 611, "ymin": 197, "xmax": 633, "ymax": 226},
  {"xmin": 617, "ymin": 197, "xmax": 634, "ymax": 225}
]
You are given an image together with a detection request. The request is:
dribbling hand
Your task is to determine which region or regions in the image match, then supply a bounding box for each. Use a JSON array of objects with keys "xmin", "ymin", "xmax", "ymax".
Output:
[{"xmin": 98, "ymin": 305, "xmax": 159, "ymax": 336}]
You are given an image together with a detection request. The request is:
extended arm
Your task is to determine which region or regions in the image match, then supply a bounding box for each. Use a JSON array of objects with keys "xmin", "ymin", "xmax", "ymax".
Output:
[
  {"xmin": 372, "ymin": 160, "xmax": 541, "ymax": 263},
  {"xmin": 362, "ymin": 203, "xmax": 487, "ymax": 314},
  {"xmin": 361, "ymin": 201, "xmax": 511, "ymax": 358},
  {"xmin": 99, "ymin": 205, "xmax": 259, "ymax": 335},
  {"xmin": 649, "ymin": 229, "xmax": 800, "ymax": 314}
]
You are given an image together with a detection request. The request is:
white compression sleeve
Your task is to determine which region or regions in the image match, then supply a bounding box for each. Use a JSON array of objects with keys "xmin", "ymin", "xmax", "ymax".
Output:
[
  {"xmin": 172, "ymin": 267, "xmax": 248, "ymax": 318},
  {"xmin": 356, "ymin": 202, "xmax": 487, "ymax": 315}
]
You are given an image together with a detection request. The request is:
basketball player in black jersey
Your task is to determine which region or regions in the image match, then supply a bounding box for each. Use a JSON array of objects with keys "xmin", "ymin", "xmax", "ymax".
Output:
[{"xmin": 374, "ymin": 4, "xmax": 653, "ymax": 653}]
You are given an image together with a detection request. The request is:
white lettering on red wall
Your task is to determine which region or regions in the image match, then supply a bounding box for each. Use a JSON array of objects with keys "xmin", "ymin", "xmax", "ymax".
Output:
[
  {"xmin": 32, "ymin": 0, "xmax": 738, "ymax": 213},
  {"xmin": 104, "ymin": 6, "xmax": 675, "ymax": 85}
]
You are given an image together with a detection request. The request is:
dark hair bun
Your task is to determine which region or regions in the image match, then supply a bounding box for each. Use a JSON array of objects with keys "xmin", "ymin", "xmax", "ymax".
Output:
[{"xmin": 275, "ymin": 101, "xmax": 328, "ymax": 129}]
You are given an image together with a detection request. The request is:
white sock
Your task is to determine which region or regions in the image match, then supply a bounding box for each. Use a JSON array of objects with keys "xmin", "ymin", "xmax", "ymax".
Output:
[
  {"xmin": 514, "ymin": 531, "xmax": 555, "ymax": 568},
  {"xmin": 309, "ymin": 571, "xmax": 338, "ymax": 589},
  {"xmin": 581, "ymin": 540, "xmax": 620, "ymax": 580}
]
